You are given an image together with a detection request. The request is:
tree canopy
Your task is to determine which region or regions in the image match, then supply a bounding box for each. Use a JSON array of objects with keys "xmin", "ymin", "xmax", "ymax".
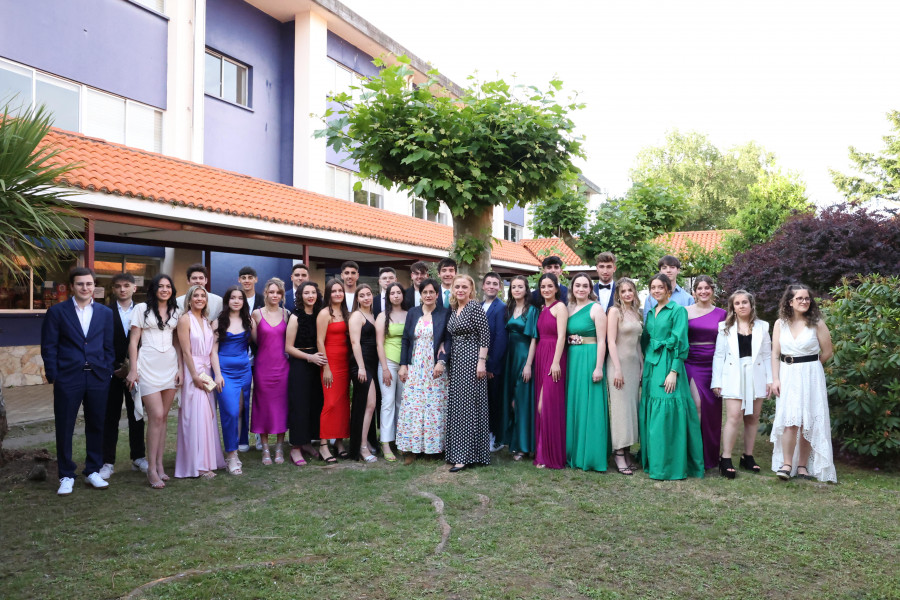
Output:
[
  {"xmin": 831, "ymin": 109, "xmax": 900, "ymax": 205},
  {"xmin": 630, "ymin": 130, "xmax": 778, "ymax": 230}
]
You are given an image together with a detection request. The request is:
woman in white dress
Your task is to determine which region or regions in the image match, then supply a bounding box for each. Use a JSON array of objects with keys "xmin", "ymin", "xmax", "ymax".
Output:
[
  {"xmin": 770, "ymin": 284, "xmax": 836, "ymax": 482},
  {"xmin": 127, "ymin": 274, "xmax": 182, "ymax": 489}
]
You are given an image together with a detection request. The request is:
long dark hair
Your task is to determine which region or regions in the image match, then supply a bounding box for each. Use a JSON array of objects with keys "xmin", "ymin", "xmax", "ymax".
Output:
[
  {"xmin": 293, "ymin": 281, "xmax": 322, "ymax": 317},
  {"xmin": 352, "ymin": 283, "xmax": 375, "ymax": 313},
  {"xmin": 536, "ymin": 273, "xmax": 560, "ymax": 303},
  {"xmin": 216, "ymin": 286, "xmax": 251, "ymax": 340},
  {"xmin": 506, "ymin": 275, "xmax": 533, "ymax": 321},
  {"xmin": 778, "ymin": 283, "xmax": 820, "ymax": 327},
  {"xmin": 568, "ymin": 273, "xmax": 597, "ymax": 305},
  {"xmin": 144, "ymin": 274, "xmax": 178, "ymax": 330},
  {"xmin": 323, "ymin": 278, "xmax": 349, "ymax": 322},
  {"xmin": 382, "ymin": 282, "xmax": 408, "ymax": 338}
]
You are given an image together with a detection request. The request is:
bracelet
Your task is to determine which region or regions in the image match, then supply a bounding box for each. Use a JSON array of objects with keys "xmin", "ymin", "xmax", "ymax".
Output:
[{"xmin": 478, "ymin": 357, "xmax": 486, "ymax": 362}]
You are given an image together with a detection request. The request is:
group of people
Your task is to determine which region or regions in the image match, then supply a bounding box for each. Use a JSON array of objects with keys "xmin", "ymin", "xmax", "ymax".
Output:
[{"xmin": 41, "ymin": 251, "xmax": 837, "ymax": 496}]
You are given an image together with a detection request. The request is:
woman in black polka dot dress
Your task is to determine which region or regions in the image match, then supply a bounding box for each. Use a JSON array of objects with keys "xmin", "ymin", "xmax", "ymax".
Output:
[{"xmin": 436, "ymin": 274, "xmax": 491, "ymax": 472}]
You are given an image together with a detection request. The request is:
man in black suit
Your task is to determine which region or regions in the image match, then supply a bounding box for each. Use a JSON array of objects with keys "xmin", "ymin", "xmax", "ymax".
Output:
[
  {"xmin": 531, "ymin": 255, "xmax": 569, "ymax": 305},
  {"xmin": 592, "ymin": 252, "xmax": 618, "ymax": 312},
  {"xmin": 41, "ymin": 267, "xmax": 115, "ymax": 495},
  {"xmin": 403, "ymin": 261, "xmax": 429, "ymax": 308},
  {"xmin": 373, "ymin": 266, "xmax": 397, "ymax": 317},
  {"xmin": 99, "ymin": 273, "xmax": 146, "ymax": 480},
  {"xmin": 284, "ymin": 263, "xmax": 309, "ymax": 313},
  {"xmin": 481, "ymin": 272, "xmax": 509, "ymax": 451}
]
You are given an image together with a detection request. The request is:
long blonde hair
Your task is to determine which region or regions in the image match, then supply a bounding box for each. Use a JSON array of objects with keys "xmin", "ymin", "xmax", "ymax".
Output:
[
  {"xmin": 448, "ymin": 274, "xmax": 477, "ymax": 309},
  {"xmin": 612, "ymin": 278, "xmax": 642, "ymax": 322},
  {"xmin": 183, "ymin": 284, "xmax": 209, "ymax": 318}
]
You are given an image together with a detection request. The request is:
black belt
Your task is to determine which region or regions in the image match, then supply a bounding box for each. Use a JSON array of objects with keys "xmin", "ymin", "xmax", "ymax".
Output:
[{"xmin": 780, "ymin": 354, "xmax": 818, "ymax": 364}]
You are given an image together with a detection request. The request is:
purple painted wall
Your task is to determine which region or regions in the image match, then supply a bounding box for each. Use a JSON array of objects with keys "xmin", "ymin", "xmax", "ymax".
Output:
[
  {"xmin": 325, "ymin": 32, "xmax": 377, "ymax": 169},
  {"xmin": 204, "ymin": 0, "xmax": 293, "ymax": 185},
  {"xmin": 0, "ymin": 0, "xmax": 167, "ymax": 109}
]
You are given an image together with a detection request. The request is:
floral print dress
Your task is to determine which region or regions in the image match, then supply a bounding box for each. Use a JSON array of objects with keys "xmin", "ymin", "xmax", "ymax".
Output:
[{"xmin": 396, "ymin": 317, "xmax": 448, "ymax": 454}]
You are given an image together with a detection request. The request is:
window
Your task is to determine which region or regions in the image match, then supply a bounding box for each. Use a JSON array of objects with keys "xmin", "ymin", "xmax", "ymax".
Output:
[
  {"xmin": 205, "ymin": 49, "xmax": 249, "ymax": 107},
  {"xmin": 412, "ymin": 198, "xmax": 448, "ymax": 225},
  {"xmin": 0, "ymin": 57, "xmax": 163, "ymax": 152},
  {"xmin": 325, "ymin": 165, "xmax": 383, "ymax": 208},
  {"xmin": 326, "ymin": 58, "xmax": 362, "ymax": 103},
  {"xmin": 504, "ymin": 222, "xmax": 523, "ymax": 243}
]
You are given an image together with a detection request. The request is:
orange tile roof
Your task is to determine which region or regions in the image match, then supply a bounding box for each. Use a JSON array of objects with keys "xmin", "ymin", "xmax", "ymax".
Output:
[
  {"xmin": 654, "ymin": 230, "xmax": 736, "ymax": 253},
  {"xmin": 521, "ymin": 237, "xmax": 585, "ymax": 266},
  {"xmin": 41, "ymin": 129, "xmax": 541, "ymax": 267}
]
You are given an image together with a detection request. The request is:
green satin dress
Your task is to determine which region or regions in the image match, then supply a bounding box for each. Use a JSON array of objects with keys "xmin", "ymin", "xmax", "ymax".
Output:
[
  {"xmin": 565, "ymin": 302, "xmax": 609, "ymax": 472},
  {"xmin": 639, "ymin": 301, "xmax": 705, "ymax": 480},
  {"xmin": 501, "ymin": 305, "xmax": 538, "ymax": 453}
]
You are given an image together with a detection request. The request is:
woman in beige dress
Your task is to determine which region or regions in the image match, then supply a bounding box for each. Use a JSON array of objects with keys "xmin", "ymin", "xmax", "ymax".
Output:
[{"xmin": 605, "ymin": 278, "xmax": 644, "ymax": 475}]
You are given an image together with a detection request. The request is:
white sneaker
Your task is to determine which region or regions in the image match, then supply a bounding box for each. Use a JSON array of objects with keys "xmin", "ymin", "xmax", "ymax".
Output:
[
  {"xmin": 99, "ymin": 463, "xmax": 115, "ymax": 480},
  {"xmin": 255, "ymin": 435, "xmax": 263, "ymax": 451},
  {"xmin": 57, "ymin": 477, "xmax": 74, "ymax": 496},
  {"xmin": 238, "ymin": 444, "xmax": 250, "ymax": 453},
  {"xmin": 132, "ymin": 457, "xmax": 149, "ymax": 473},
  {"xmin": 85, "ymin": 472, "xmax": 109, "ymax": 490}
]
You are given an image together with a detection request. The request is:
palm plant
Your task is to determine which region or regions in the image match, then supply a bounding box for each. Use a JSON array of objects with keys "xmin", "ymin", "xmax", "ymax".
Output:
[{"xmin": 0, "ymin": 100, "xmax": 83, "ymax": 282}]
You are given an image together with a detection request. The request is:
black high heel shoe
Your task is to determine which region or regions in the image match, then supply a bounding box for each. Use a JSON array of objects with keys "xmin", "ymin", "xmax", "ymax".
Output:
[
  {"xmin": 719, "ymin": 457, "xmax": 736, "ymax": 479},
  {"xmin": 739, "ymin": 454, "xmax": 761, "ymax": 473}
]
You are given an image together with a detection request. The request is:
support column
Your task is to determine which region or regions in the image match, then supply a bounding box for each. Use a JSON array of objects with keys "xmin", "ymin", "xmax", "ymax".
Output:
[
  {"xmin": 204, "ymin": 248, "xmax": 212, "ymax": 291},
  {"xmin": 84, "ymin": 219, "xmax": 95, "ymax": 270},
  {"xmin": 303, "ymin": 244, "xmax": 310, "ymax": 267},
  {"xmin": 293, "ymin": 10, "xmax": 328, "ymax": 193}
]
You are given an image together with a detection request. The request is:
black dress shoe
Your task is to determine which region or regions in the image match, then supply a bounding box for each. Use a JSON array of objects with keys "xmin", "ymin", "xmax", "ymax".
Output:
[{"xmin": 449, "ymin": 464, "xmax": 466, "ymax": 473}]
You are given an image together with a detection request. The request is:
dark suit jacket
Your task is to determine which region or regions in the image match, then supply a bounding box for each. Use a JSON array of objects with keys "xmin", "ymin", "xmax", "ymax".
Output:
[
  {"xmin": 109, "ymin": 301, "xmax": 132, "ymax": 366},
  {"xmin": 41, "ymin": 300, "xmax": 114, "ymax": 384},
  {"xmin": 403, "ymin": 286, "xmax": 418, "ymax": 309},
  {"xmin": 532, "ymin": 284, "xmax": 568, "ymax": 306},
  {"xmin": 593, "ymin": 281, "xmax": 616, "ymax": 312},
  {"xmin": 399, "ymin": 305, "xmax": 449, "ymax": 367},
  {"xmin": 372, "ymin": 290, "xmax": 387, "ymax": 318},
  {"xmin": 482, "ymin": 299, "xmax": 509, "ymax": 375},
  {"xmin": 284, "ymin": 287, "xmax": 297, "ymax": 313}
]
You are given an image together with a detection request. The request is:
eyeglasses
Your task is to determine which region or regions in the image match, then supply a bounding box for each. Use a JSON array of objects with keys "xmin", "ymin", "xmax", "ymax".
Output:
[{"xmin": 793, "ymin": 297, "xmax": 811, "ymax": 303}]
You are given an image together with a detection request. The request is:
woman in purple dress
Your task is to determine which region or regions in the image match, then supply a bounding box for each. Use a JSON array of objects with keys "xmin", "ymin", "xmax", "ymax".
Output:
[
  {"xmin": 684, "ymin": 275, "xmax": 727, "ymax": 470},
  {"xmin": 250, "ymin": 278, "xmax": 290, "ymax": 466},
  {"xmin": 533, "ymin": 273, "xmax": 568, "ymax": 469}
]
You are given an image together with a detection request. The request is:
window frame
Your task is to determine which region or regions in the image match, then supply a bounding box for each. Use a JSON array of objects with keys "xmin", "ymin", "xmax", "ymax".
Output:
[
  {"xmin": 204, "ymin": 48, "xmax": 250, "ymax": 108},
  {"xmin": 504, "ymin": 221, "xmax": 523, "ymax": 243},
  {"xmin": 411, "ymin": 198, "xmax": 448, "ymax": 225}
]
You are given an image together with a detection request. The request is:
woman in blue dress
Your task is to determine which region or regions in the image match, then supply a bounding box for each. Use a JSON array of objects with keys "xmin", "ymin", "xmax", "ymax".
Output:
[
  {"xmin": 213, "ymin": 286, "xmax": 253, "ymax": 475},
  {"xmin": 501, "ymin": 275, "xmax": 537, "ymax": 460}
]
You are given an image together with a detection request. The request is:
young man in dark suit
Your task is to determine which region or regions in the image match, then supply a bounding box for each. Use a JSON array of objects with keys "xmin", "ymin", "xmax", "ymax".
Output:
[
  {"xmin": 532, "ymin": 255, "xmax": 569, "ymax": 305},
  {"xmin": 99, "ymin": 273, "xmax": 147, "ymax": 480},
  {"xmin": 592, "ymin": 252, "xmax": 618, "ymax": 313},
  {"xmin": 404, "ymin": 261, "xmax": 429, "ymax": 308},
  {"xmin": 373, "ymin": 266, "xmax": 397, "ymax": 317},
  {"xmin": 481, "ymin": 272, "xmax": 509, "ymax": 451},
  {"xmin": 436, "ymin": 258, "xmax": 457, "ymax": 308},
  {"xmin": 284, "ymin": 262, "xmax": 309, "ymax": 312},
  {"xmin": 41, "ymin": 267, "xmax": 115, "ymax": 495}
]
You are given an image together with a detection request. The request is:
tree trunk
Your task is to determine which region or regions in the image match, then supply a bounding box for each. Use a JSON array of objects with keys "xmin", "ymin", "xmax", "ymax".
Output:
[
  {"xmin": 559, "ymin": 229, "xmax": 586, "ymax": 264},
  {"xmin": 452, "ymin": 207, "xmax": 495, "ymax": 282}
]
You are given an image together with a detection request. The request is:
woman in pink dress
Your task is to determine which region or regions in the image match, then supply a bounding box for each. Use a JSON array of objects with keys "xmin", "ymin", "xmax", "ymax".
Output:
[
  {"xmin": 250, "ymin": 278, "xmax": 290, "ymax": 466},
  {"xmin": 175, "ymin": 285, "xmax": 225, "ymax": 479},
  {"xmin": 533, "ymin": 273, "xmax": 569, "ymax": 469}
]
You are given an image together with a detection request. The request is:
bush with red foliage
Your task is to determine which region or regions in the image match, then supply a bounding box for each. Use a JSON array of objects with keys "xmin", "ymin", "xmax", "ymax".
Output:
[{"xmin": 718, "ymin": 204, "xmax": 900, "ymax": 321}]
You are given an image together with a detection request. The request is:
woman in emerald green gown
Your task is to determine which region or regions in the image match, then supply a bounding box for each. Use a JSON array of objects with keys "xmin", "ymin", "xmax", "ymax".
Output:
[
  {"xmin": 501, "ymin": 276, "xmax": 538, "ymax": 460},
  {"xmin": 565, "ymin": 274, "xmax": 609, "ymax": 472},
  {"xmin": 640, "ymin": 273, "xmax": 705, "ymax": 480}
]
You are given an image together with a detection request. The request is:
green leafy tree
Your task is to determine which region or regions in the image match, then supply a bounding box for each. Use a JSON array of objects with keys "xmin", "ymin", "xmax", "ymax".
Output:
[
  {"xmin": 725, "ymin": 170, "xmax": 813, "ymax": 253},
  {"xmin": 631, "ymin": 130, "xmax": 776, "ymax": 230},
  {"xmin": 674, "ymin": 239, "xmax": 732, "ymax": 282},
  {"xmin": 317, "ymin": 58, "xmax": 584, "ymax": 279},
  {"xmin": 577, "ymin": 179, "xmax": 688, "ymax": 279},
  {"xmin": 1, "ymin": 102, "xmax": 82, "ymax": 281},
  {"xmin": 530, "ymin": 170, "xmax": 589, "ymax": 260},
  {"xmin": 830, "ymin": 109, "xmax": 900, "ymax": 205}
]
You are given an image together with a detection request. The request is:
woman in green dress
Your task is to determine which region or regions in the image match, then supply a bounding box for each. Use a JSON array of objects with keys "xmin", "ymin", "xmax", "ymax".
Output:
[
  {"xmin": 501, "ymin": 276, "xmax": 538, "ymax": 460},
  {"xmin": 565, "ymin": 273, "xmax": 609, "ymax": 472},
  {"xmin": 640, "ymin": 273, "xmax": 705, "ymax": 480}
]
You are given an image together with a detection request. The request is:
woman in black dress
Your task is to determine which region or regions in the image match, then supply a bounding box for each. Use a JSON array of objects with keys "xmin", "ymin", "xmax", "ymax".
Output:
[
  {"xmin": 349, "ymin": 284, "xmax": 381, "ymax": 462},
  {"xmin": 437, "ymin": 274, "xmax": 491, "ymax": 472},
  {"xmin": 284, "ymin": 281, "xmax": 326, "ymax": 466}
]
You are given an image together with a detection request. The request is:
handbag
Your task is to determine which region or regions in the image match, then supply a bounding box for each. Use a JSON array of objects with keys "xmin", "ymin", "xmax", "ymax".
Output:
[{"xmin": 198, "ymin": 372, "xmax": 218, "ymax": 392}]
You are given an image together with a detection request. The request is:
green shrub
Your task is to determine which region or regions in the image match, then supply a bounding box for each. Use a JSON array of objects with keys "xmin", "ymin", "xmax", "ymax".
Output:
[{"xmin": 824, "ymin": 275, "xmax": 900, "ymax": 462}]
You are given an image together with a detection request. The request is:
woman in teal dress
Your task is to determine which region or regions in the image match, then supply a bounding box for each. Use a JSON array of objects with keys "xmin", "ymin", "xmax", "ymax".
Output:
[
  {"xmin": 501, "ymin": 276, "xmax": 537, "ymax": 460},
  {"xmin": 640, "ymin": 273, "xmax": 705, "ymax": 480},
  {"xmin": 565, "ymin": 273, "xmax": 609, "ymax": 472}
]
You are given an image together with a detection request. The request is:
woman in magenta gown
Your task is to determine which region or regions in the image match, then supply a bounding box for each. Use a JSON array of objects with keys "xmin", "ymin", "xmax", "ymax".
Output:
[
  {"xmin": 684, "ymin": 275, "xmax": 727, "ymax": 470},
  {"xmin": 533, "ymin": 274, "xmax": 568, "ymax": 469}
]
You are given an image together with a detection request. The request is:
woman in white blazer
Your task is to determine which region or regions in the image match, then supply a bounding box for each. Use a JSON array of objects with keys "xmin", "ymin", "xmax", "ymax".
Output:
[{"xmin": 711, "ymin": 290, "xmax": 772, "ymax": 478}]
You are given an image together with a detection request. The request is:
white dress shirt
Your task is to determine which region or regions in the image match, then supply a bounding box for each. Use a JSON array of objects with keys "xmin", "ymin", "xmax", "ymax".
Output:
[
  {"xmin": 117, "ymin": 300, "xmax": 135, "ymax": 335},
  {"xmin": 596, "ymin": 282, "xmax": 613, "ymax": 310},
  {"xmin": 73, "ymin": 297, "xmax": 94, "ymax": 337}
]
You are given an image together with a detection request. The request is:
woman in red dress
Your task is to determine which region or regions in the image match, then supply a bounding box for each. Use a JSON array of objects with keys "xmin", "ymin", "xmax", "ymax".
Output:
[{"xmin": 316, "ymin": 278, "xmax": 351, "ymax": 462}]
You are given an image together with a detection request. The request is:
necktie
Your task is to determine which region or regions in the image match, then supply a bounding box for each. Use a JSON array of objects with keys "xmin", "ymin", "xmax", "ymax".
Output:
[
  {"xmin": 598, "ymin": 283, "xmax": 611, "ymax": 290},
  {"xmin": 443, "ymin": 289, "xmax": 450, "ymax": 305}
]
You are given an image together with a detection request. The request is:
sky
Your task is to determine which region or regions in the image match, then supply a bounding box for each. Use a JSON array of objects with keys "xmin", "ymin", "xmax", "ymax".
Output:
[{"xmin": 339, "ymin": 0, "xmax": 900, "ymax": 207}]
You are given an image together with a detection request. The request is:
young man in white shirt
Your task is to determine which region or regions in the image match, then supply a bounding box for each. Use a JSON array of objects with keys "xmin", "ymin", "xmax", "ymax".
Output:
[
  {"xmin": 437, "ymin": 257, "xmax": 457, "ymax": 308},
  {"xmin": 341, "ymin": 260, "xmax": 359, "ymax": 311},
  {"xmin": 592, "ymin": 252, "xmax": 617, "ymax": 312},
  {"xmin": 175, "ymin": 263, "xmax": 222, "ymax": 322},
  {"xmin": 238, "ymin": 266, "xmax": 260, "ymax": 313},
  {"xmin": 404, "ymin": 261, "xmax": 429, "ymax": 307},
  {"xmin": 643, "ymin": 255, "xmax": 695, "ymax": 318}
]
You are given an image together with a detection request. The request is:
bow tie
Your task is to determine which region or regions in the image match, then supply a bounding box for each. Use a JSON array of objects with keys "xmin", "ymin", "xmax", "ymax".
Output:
[{"xmin": 597, "ymin": 283, "xmax": 611, "ymax": 290}]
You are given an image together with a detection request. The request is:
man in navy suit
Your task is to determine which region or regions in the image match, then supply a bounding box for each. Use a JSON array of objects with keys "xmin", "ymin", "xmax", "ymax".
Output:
[
  {"xmin": 531, "ymin": 255, "xmax": 569, "ymax": 305},
  {"xmin": 481, "ymin": 272, "xmax": 509, "ymax": 451},
  {"xmin": 403, "ymin": 261, "xmax": 429, "ymax": 308},
  {"xmin": 372, "ymin": 267, "xmax": 397, "ymax": 317},
  {"xmin": 283, "ymin": 263, "xmax": 309, "ymax": 312},
  {"xmin": 592, "ymin": 252, "xmax": 618, "ymax": 313},
  {"xmin": 41, "ymin": 267, "xmax": 115, "ymax": 495}
]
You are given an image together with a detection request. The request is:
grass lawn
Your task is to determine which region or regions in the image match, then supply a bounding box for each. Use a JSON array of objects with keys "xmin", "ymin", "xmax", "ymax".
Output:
[{"xmin": 1, "ymin": 416, "xmax": 897, "ymax": 600}]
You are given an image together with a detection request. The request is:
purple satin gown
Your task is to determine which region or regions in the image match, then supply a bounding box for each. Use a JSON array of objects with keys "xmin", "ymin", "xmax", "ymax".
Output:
[
  {"xmin": 251, "ymin": 313, "xmax": 289, "ymax": 435},
  {"xmin": 685, "ymin": 307, "xmax": 727, "ymax": 469},
  {"xmin": 534, "ymin": 301, "xmax": 567, "ymax": 469}
]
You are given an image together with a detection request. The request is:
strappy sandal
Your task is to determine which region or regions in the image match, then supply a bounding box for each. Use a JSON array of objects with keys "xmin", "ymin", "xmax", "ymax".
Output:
[
  {"xmin": 512, "ymin": 452, "xmax": 524, "ymax": 461},
  {"xmin": 739, "ymin": 454, "xmax": 761, "ymax": 473},
  {"xmin": 613, "ymin": 451, "xmax": 633, "ymax": 475},
  {"xmin": 719, "ymin": 457, "xmax": 737, "ymax": 479},
  {"xmin": 776, "ymin": 464, "xmax": 792, "ymax": 480},
  {"xmin": 148, "ymin": 478, "xmax": 165, "ymax": 489},
  {"xmin": 274, "ymin": 444, "xmax": 285, "ymax": 465},
  {"xmin": 320, "ymin": 442, "xmax": 338, "ymax": 464},
  {"xmin": 261, "ymin": 447, "xmax": 273, "ymax": 466},
  {"xmin": 796, "ymin": 465, "xmax": 812, "ymax": 480},
  {"xmin": 290, "ymin": 447, "xmax": 307, "ymax": 466},
  {"xmin": 382, "ymin": 443, "xmax": 397, "ymax": 462},
  {"xmin": 200, "ymin": 470, "xmax": 216, "ymax": 480},
  {"xmin": 226, "ymin": 455, "xmax": 243, "ymax": 475}
]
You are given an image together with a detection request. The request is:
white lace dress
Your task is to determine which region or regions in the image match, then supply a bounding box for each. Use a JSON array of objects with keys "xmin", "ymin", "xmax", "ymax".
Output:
[{"xmin": 769, "ymin": 321, "xmax": 836, "ymax": 482}]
